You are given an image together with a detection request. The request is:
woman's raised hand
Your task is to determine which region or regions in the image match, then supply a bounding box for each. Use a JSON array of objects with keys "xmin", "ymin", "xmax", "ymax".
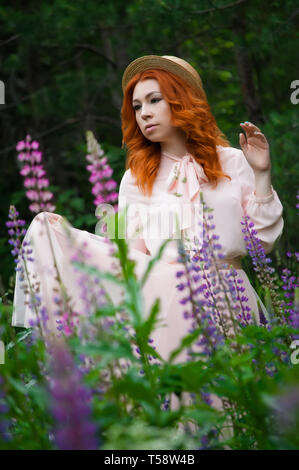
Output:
[{"xmin": 239, "ymin": 121, "xmax": 271, "ymax": 173}]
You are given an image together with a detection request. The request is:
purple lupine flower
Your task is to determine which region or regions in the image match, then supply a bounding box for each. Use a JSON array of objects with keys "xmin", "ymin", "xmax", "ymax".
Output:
[
  {"xmin": 16, "ymin": 134, "xmax": 55, "ymax": 213},
  {"xmin": 6, "ymin": 205, "xmax": 27, "ymax": 266},
  {"xmin": 199, "ymin": 428, "xmax": 219, "ymax": 450},
  {"xmin": 200, "ymin": 389, "xmax": 213, "ymax": 407},
  {"xmin": 258, "ymin": 304, "xmax": 268, "ymax": 326},
  {"xmin": 85, "ymin": 131, "xmax": 119, "ymax": 213},
  {"xmin": 0, "ymin": 375, "xmax": 12, "ymax": 442},
  {"xmin": 48, "ymin": 342, "xmax": 99, "ymax": 450},
  {"xmin": 265, "ymin": 362, "xmax": 277, "ymax": 377},
  {"xmin": 6, "ymin": 205, "xmax": 44, "ymax": 333},
  {"xmin": 241, "ymin": 216, "xmax": 272, "ymax": 273},
  {"xmin": 174, "ymin": 196, "xmax": 254, "ymax": 358},
  {"xmin": 54, "ymin": 311, "xmax": 81, "ymax": 338},
  {"xmin": 197, "ymin": 208, "xmax": 252, "ymax": 334},
  {"xmin": 161, "ymin": 398, "xmax": 170, "ymax": 411},
  {"xmin": 7, "ymin": 209, "xmax": 57, "ymax": 337},
  {"xmin": 241, "ymin": 215, "xmax": 282, "ymax": 323},
  {"xmin": 272, "ymin": 344, "xmax": 289, "ymax": 364},
  {"xmin": 289, "ymin": 303, "xmax": 299, "ymax": 339},
  {"xmin": 279, "ymin": 259, "xmax": 299, "ymax": 338},
  {"xmin": 174, "ymin": 232, "xmax": 225, "ymax": 357}
]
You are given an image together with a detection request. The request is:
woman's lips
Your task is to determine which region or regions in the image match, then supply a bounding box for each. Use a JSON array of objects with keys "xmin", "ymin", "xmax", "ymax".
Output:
[{"xmin": 145, "ymin": 125, "xmax": 158, "ymax": 133}]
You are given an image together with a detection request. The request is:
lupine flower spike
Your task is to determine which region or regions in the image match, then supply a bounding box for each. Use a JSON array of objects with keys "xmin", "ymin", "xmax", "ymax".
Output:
[
  {"xmin": 16, "ymin": 134, "xmax": 55, "ymax": 213},
  {"xmin": 48, "ymin": 342, "xmax": 98, "ymax": 450},
  {"xmin": 241, "ymin": 215, "xmax": 282, "ymax": 323},
  {"xmin": 85, "ymin": 131, "xmax": 119, "ymax": 212}
]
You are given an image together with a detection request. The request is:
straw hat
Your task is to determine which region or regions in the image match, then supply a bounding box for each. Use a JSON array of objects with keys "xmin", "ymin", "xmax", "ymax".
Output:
[{"xmin": 121, "ymin": 55, "xmax": 206, "ymax": 99}]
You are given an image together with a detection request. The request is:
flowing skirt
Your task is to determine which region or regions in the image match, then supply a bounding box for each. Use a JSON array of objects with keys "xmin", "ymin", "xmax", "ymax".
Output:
[{"xmin": 12, "ymin": 211, "xmax": 269, "ymax": 426}]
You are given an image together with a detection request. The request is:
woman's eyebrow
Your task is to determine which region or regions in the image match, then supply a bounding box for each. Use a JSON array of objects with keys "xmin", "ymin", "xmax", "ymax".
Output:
[{"xmin": 132, "ymin": 91, "xmax": 160, "ymax": 103}]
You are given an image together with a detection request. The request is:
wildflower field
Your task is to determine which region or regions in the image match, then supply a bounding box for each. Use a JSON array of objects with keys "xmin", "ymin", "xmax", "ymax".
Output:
[
  {"xmin": 0, "ymin": 133, "xmax": 298, "ymax": 450},
  {"xmin": 1, "ymin": 1, "xmax": 299, "ymax": 450}
]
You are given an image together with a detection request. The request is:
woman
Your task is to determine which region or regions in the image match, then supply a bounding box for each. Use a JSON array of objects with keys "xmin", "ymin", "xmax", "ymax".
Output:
[{"xmin": 12, "ymin": 55, "xmax": 284, "ymax": 373}]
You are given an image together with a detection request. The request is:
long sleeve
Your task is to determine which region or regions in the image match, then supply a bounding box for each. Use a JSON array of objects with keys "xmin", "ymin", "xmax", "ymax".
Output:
[
  {"xmin": 235, "ymin": 148, "xmax": 284, "ymax": 254},
  {"xmin": 118, "ymin": 170, "xmax": 149, "ymax": 254}
]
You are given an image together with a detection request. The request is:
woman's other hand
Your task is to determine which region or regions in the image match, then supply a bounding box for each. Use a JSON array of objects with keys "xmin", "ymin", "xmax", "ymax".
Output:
[{"xmin": 239, "ymin": 121, "xmax": 271, "ymax": 173}]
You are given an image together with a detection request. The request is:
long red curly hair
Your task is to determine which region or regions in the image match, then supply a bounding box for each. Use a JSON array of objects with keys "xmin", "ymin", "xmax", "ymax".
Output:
[{"xmin": 121, "ymin": 68, "xmax": 231, "ymax": 197}]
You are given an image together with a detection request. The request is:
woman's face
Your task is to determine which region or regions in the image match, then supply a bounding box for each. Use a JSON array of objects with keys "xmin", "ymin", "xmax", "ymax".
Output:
[{"xmin": 132, "ymin": 78, "xmax": 181, "ymax": 144}]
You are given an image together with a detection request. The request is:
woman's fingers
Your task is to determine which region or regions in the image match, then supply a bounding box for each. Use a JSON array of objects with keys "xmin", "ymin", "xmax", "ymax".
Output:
[{"xmin": 240, "ymin": 121, "xmax": 262, "ymax": 133}]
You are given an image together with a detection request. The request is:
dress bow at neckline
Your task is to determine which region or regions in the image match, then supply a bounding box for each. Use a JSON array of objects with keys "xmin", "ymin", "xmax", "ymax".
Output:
[{"xmin": 162, "ymin": 151, "xmax": 209, "ymax": 202}]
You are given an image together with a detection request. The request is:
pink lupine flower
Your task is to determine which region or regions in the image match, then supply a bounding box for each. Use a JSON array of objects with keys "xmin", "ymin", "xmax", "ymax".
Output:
[
  {"xmin": 37, "ymin": 178, "xmax": 49, "ymax": 189},
  {"xmin": 91, "ymin": 181, "xmax": 104, "ymax": 196},
  {"xmin": 102, "ymin": 167, "xmax": 113, "ymax": 179},
  {"xmin": 16, "ymin": 141, "xmax": 25, "ymax": 151},
  {"xmin": 25, "ymin": 189, "xmax": 39, "ymax": 201},
  {"xmin": 16, "ymin": 134, "xmax": 55, "ymax": 214},
  {"xmin": 85, "ymin": 131, "xmax": 119, "ymax": 211},
  {"xmin": 17, "ymin": 152, "xmax": 27, "ymax": 161},
  {"xmin": 24, "ymin": 177, "xmax": 36, "ymax": 188},
  {"xmin": 88, "ymin": 173, "xmax": 99, "ymax": 184},
  {"xmin": 28, "ymin": 202, "xmax": 41, "ymax": 213},
  {"xmin": 31, "ymin": 141, "xmax": 39, "ymax": 150},
  {"xmin": 32, "ymin": 165, "xmax": 46, "ymax": 178},
  {"xmin": 104, "ymin": 180, "xmax": 117, "ymax": 191},
  {"xmin": 40, "ymin": 191, "xmax": 53, "ymax": 202},
  {"xmin": 20, "ymin": 165, "xmax": 31, "ymax": 176},
  {"xmin": 31, "ymin": 150, "xmax": 42, "ymax": 163},
  {"xmin": 55, "ymin": 312, "xmax": 78, "ymax": 337},
  {"xmin": 93, "ymin": 194, "xmax": 106, "ymax": 205}
]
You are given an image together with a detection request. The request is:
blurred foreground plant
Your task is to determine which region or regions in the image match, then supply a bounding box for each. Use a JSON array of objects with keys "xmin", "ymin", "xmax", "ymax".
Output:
[{"xmin": 1, "ymin": 191, "xmax": 298, "ymax": 450}]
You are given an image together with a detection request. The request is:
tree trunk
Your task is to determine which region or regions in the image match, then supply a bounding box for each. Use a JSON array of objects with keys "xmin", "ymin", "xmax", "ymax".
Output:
[{"xmin": 231, "ymin": 13, "xmax": 265, "ymax": 124}]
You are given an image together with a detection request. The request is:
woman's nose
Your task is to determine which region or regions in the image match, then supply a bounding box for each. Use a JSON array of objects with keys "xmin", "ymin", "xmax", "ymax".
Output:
[{"xmin": 140, "ymin": 104, "xmax": 152, "ymax": 119}]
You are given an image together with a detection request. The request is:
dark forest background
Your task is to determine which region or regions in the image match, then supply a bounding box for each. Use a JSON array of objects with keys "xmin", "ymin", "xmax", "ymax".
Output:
[{"xmin": 0, "ymin": 0, "xmax": 298, "ymax": 298}]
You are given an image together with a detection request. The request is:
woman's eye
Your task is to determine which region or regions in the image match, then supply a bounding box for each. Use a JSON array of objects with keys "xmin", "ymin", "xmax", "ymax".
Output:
[{"xmin": 133, "ymin": 97, "xmax": 161, "ymax": 111}]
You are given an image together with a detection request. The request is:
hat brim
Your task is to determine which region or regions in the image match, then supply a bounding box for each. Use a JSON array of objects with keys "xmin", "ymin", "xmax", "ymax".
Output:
[{"xmin": 122, "ymin": 55, "xmax": 204, "ymax": 97}]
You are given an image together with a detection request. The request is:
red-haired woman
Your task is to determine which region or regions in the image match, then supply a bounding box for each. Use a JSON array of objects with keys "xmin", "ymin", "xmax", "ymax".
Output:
[
  {"xmin": 118, "ymin": 53, "xmax": 283, "ymax": 340},
  {"xmin": 12, "ymin": 56, "xmax": 284, "ymax": 404}
]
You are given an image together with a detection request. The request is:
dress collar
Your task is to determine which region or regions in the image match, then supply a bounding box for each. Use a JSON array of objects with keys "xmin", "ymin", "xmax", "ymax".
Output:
[{"xmin": 161, "ymin": 150, "xmax": 193, "ymax": 161}]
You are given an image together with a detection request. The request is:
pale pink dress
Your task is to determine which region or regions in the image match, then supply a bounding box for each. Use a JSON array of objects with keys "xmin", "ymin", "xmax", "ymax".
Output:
[{"xmin": 12, "ymin": 145, "xmax": 284, "ymax": 372}]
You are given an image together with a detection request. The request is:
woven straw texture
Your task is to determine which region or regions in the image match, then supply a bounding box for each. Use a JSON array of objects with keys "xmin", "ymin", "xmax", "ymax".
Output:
[{"xmin": 122, "ymin": 55, "xmax": 206, "ymax": 98}]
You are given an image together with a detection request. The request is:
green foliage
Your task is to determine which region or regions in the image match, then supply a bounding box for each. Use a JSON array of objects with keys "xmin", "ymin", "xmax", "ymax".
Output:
[
  {"xmin": 101, "ymin": 418, "xmax": 197, "ymax": 450},
  {"xmin": 0, "ymin": 0, "xmax": 298, "ymax": 450},
  {"xmin": 0, "ymin": 0, "xmax": 298, "ymax": 292},
  {"xmin": 0, "ymin": 224, "xmax": 299, "ymax": 450}
]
